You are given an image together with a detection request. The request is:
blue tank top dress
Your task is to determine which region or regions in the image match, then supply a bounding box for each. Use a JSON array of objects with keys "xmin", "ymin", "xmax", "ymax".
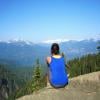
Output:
[{"xmin": 49, "ymin": 56, "xmax": 68, "ymax": 88}]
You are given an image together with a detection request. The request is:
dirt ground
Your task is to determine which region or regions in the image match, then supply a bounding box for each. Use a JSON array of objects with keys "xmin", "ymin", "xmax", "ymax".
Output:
[{"xmin": 17, "ymin": 71, "xmax": 100, "ymax": 100}]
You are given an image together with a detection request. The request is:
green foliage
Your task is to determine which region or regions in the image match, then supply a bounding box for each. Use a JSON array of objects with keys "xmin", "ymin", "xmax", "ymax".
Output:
[
  {"xmin": 0, "ymin": 64, "xmax": 33, "ymax": 100},
  {"xmin": 15, "ymin": 80, "xmax": 33, "ymax": 99},
  {"xmin": 15, "ymin": 75, "xmax": 47, "ymax": 99},
  {"xmin": 68, "ymin": 53, "xmax": 100, "ymax": 77},
  {"xmin": 97, "ymin": 40, "xmax": 100, "ymax": 53},
  {"xmin": 31, "ymin": 59, "xmax": 47, "ymax": 91},
  {"xmin": 0, "ymin": 64, "xmax": 23, "ymax": 100},
  {"xmin": 1, "ymin": 53, "xmax": 99, "ymax": 99},
  {"xmin": 15, "ymin": 59, "xmax": 47, "ymax": 99},
  {"xmin": 32, "ymin": 59, "xmax": 41, "ymax": 91}
]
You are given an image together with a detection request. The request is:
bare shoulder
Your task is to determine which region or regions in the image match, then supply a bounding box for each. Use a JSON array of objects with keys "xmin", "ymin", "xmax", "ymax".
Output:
[{"xmin": 46, "ymin": 56, "xmax": 51, "ymax": 64}]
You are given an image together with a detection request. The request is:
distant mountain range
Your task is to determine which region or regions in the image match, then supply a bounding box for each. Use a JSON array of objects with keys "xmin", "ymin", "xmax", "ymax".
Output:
[{"xmin": 0, "ymin": 39, "xmax": 98, "ymax": 67}]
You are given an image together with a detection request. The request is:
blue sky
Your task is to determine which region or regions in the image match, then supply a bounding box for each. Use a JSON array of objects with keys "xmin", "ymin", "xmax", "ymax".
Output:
[{"xmin": 0, "ymin": 0, "xmax": 100, "ymax": 42}]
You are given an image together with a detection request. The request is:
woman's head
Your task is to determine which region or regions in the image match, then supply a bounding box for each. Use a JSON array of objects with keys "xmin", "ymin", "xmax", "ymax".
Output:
[{"xmin": 51, "ymin": 43, "xmax": 60, "ymax": 55}]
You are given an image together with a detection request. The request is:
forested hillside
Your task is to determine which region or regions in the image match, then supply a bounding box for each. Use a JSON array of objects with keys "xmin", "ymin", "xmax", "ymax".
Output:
[
  {"xmin": 68, "ymin": 53, "xmax": 100, "ymax": 77},
  {"xmin": 14, "ymin": 53, "xmax": 100, "ymax": 99},
  {"xmin": 0, "ymin": 53, "xmax": 100, "ymax": 100},
  {"xmin": 0, "ymin": 64, "xmax": 33, "ymax": 100}
]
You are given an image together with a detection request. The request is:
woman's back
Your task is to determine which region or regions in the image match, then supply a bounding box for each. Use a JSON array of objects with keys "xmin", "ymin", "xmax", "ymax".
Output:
[
  {"xmin": 49, "ymin": 56, "xmax": 68, "ymax": 88},
  {"xmin": 46, "ymin": 43, "xmax": 68, "ymax": 88}
]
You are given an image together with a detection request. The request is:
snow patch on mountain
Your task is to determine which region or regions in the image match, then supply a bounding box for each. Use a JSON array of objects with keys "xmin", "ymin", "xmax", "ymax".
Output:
[{"xmin": 42, "ymin": 39, "xmax": 70, "ymax": 44}]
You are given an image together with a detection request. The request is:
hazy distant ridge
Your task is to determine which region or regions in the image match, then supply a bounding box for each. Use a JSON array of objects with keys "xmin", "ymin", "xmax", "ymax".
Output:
[{"xmin": 0, "ymin": 39, "xmax": 98, "ymax": 66}]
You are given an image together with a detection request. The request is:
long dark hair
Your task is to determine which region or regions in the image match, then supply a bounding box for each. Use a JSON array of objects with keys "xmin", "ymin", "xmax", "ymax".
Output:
[{"xmin": 51, "ymin": 43, "xmax": 60, "ymax": 55}]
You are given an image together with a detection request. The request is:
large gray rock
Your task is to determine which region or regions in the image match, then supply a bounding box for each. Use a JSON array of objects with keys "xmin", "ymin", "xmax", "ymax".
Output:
[{"xmin": 17, "ymin": 71, "xmax": 100, "ymax": 100}]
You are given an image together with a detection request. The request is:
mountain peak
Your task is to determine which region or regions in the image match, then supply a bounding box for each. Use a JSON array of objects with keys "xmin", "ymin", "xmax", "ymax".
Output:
[
  {"xmin": 0, "ymin": 39, "xmax": 98, "ymax": 66},
  {"xmin": 42, "ymin": 38, "xmax": 99, "ymax": 44},
  {"xmin": 0, "ymin": 39, "xmax": 34, "ymax": 46},
  {"xmin": 42, "ymin": 39, "xmax": 70, "ymax": 44}
]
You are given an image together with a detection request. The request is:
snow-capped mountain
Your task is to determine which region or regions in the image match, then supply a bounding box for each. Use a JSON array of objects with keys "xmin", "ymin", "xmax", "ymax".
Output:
[
  {"xmin": 42, "ymin": 39, "xmax": 69, "ymax": 44},
  {"xmin": 0, "ymin": 39, "xmax": 98, "ymax": 67},
  {"xmin": 0, "ymin": 39, "xmax": 34, "ymax": 46}
]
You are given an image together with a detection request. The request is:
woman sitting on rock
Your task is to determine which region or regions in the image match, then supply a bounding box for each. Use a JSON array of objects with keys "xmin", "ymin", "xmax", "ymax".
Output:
[{"xmin": 46, "ymin": 43, "xmax": 69, "ymax": 88}]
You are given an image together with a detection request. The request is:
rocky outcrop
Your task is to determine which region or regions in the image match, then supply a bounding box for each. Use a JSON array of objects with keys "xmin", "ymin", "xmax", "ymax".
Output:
[
  {"xmin": 0, "ymin": 78, "xmax": 18, "ymax": 100},
  {"xmin": 0, "ymin": 79, "xmax": 9, "ymax": 100},
  {"xmin": 17, "ymin": 71, "xmax": 100, "ymax": 100}
]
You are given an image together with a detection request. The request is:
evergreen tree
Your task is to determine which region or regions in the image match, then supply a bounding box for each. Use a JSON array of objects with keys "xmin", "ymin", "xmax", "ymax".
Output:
[
  {"xmin": 32, "ymin": 59, "xmax": 41, "ymax": 91},
  {"xmin": 68, "ymin": 53, "xmax": 100, "ymax": 77},
  {"xmin": 97, "ymin": 40, "xmax": 100, "ymax": 53},
  {"xmin": 61, "ymin": 52, "xmax": 70, "ymax": 70}
]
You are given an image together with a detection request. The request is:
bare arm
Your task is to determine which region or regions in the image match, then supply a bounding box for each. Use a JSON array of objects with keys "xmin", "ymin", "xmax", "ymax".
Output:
[
  {"xmin": 46, "ymin": 57, "xmax": 51, "ymax": 66},
  {"xmin": 46, "ymin": 57, "xmax": 51, "ymax": 83}
]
